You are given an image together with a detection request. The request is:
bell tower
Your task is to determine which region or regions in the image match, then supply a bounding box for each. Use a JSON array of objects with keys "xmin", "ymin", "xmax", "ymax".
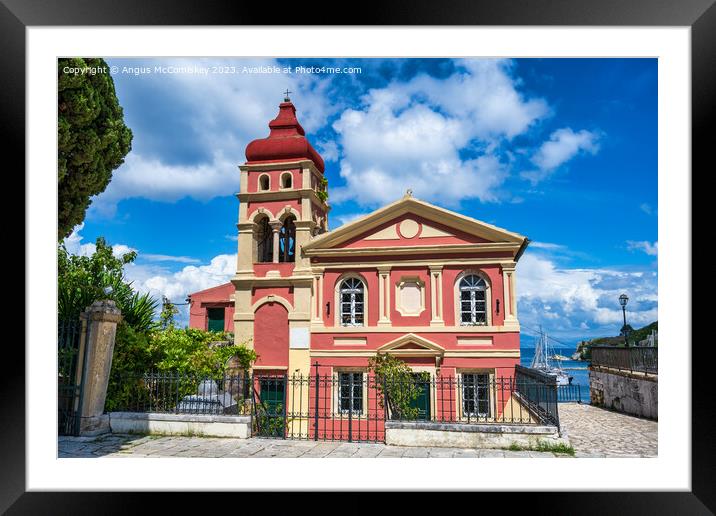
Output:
[{"xmin": 232, "ymin": 94, "xmax": 329, "ymax": 376}]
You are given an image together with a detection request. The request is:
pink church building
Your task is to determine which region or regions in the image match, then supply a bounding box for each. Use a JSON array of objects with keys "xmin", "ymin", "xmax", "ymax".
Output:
[{"xmin": 191, "ymin": 95, "xmax": 530, "ymax": 438}]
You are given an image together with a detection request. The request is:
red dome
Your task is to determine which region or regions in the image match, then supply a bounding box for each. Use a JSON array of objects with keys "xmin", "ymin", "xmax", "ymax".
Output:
[{"xmin": 245, "ymin": 100, "xmax": 325, "ymax": 173}]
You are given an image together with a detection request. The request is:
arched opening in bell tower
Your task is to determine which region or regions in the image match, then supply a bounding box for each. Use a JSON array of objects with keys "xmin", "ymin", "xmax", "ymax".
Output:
[
  {"xmin": 255, "ymin": 215, "xmax": 273, "ymax": 263},
  {"xmin": 279, "ymin": 215, "xmax": 296, "ymax": 262}
]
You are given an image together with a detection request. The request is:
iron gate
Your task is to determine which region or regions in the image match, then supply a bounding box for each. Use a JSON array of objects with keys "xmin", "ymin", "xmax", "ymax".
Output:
[{"xmin": 58, "ymin": 319, "xmax": 86, "ymax": 436}]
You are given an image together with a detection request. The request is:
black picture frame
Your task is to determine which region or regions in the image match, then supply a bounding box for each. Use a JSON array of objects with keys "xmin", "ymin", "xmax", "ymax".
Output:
[{"xmin": 4, "ymin": 0, "xmax": 710, "ymax": 512}]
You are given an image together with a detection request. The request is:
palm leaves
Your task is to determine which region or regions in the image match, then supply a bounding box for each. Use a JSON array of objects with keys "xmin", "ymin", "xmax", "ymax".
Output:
[
  {"xmin": 116, "ymin": 290, "xmax": 159, "ymax": 333},
  {"xmin": 58, "ymin": 237, "xmax": 159, "ymax": 330}
]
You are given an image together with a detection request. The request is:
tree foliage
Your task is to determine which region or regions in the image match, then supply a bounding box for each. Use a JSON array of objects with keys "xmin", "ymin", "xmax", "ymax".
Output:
[
  {"xmin": 104, "ymin": 324, "xmax": 257, "ymax": 412},
  {"xmin": 367, "ymin": 354, "xmax": 420, "ymax": 420},
  {"xmin": 58, "ymin": 237, "xmax": 158, "ymax": 331},
  {"xmin": 576, "ymin": 321, "xmax": 659, "ymax": 359},
  {"xmin": 58, "ymin": 58, "xmax": 133, "ymax": 239},
  {"xmin": 159, "ymin": 296, "xmax": 180, "ymax": 330}
]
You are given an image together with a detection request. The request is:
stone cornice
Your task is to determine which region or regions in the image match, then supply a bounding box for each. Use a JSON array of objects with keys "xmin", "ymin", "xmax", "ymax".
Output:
[
  {"xmin": 309, "ymin": 325, "xmax": 520, "ymax": 333},
  {"xmin": 303, "ymin": 242, "xmax": 521, "ymax": 258},
  {"xmin": 236, "ymin": 188, "xmax": 330, "ymax": 212},
  {"xmin": 231, "ymin": 275, "xmax": 314, "ymax": 288}
]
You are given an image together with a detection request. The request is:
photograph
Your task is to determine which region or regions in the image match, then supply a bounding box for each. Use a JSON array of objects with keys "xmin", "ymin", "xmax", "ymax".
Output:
[
  {"xmin": 0, "ymin": 0, "xmax": 708, "ymax": 505},
  {"xmin": 56, "ymin": 56, "xmax": 659, "ymax": 460}
]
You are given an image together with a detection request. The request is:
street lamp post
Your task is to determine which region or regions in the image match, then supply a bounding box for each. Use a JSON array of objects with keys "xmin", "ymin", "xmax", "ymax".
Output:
[{"xmin": 619, "ymin": 293, "xmax": 629, "ymax": 347}]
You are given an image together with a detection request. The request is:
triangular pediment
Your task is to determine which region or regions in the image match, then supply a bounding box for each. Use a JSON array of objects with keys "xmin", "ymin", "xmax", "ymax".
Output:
[
  {"xmin": 303, "ymin": 196, "xmax": 527, "ymax": 257},
  {"xmin": 377, "ymin": 334, "xmax": 445, "ymax": 356}
]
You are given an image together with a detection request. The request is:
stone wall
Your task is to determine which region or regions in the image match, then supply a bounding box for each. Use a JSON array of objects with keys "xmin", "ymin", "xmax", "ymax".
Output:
[
  {"xmin": 385, "ymin": 421, "xmax": 568, "ymax": 449},
  {"xmin": 109, "ymin": 412, "xmax": 251, "ymax": 438},
  {"xmin": 589, "ymin": 368, "xmax": 657, "ymax": 420}
]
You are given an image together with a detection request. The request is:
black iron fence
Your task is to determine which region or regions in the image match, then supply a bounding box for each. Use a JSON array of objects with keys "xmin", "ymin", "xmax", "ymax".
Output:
[
  {"xmin": 107, "ymin": 371, "xmax": 252, "ymax": 415},
  {"xmin": 58, "ymin": 319, "xmax": 85, "ymax": 436},
  {"xmin": 557, "ymin": 383, "xmax": 585, "ymax": 403},
  {"xmin": 513, "ymin": 365, "xmax": 559, "ymax": 426},
  {"xmin": 591, "ymin": 346, "xmax": 658, "ymax": 374},
  {"xmin": 109, "ymin": 366, "xmax": 562, "ymax": 442}
]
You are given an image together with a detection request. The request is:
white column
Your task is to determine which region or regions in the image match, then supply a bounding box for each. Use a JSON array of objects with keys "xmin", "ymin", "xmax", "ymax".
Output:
[
  {"xmin": 429, "ymin": 266, "xmax": 444, "ymax": 326},
  {"xmin": 377, "ymin": 266, "xmax": 391, "ymax": 326},
  {"xmin": 270, "ymin": 221, "xmax": 282, "ymax": 263}
]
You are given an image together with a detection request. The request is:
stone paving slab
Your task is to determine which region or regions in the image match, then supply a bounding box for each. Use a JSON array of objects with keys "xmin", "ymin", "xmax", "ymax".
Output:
[
  {"xmin": 57, "ymin": 435, "xmax": 568, "ymax": 458},
  {"xmin": 57, "ymin": 404, "xmax": 656, "ymax": 458}
]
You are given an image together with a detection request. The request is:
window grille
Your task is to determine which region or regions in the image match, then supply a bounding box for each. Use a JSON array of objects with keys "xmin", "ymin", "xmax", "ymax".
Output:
[
  {"xmin": 459, "ymin": 275, "xmax": 487, "ymax": 325},
  {"xmin": 338, "ymin": 372, "xmax": 363, "ymax": 415},
  {"xmin": 462, "ymin": 373, "xmax": 490, "ymax": 417},
  {"xmin": 339, "ymin": 278, "xmax": 365, "ymax": 326}
]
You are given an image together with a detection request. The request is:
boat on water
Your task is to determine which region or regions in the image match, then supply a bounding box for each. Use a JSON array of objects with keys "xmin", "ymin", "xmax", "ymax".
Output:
[
  {"xmin": 530, "ymin": 328, "xmax": 573, "ymax": 386},
  {"xmin": 550, "ymin": 354, "xmax": 571, "ymax": 361}
]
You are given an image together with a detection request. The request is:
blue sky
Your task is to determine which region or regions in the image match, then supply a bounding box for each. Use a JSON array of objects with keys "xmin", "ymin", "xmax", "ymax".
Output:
[{"xmin": 66, "ymin": 58, "xmax": 657, "ymax": 345}]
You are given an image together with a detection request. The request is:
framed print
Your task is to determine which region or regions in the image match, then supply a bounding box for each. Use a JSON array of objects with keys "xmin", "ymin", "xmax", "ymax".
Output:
[{"xmin": 3, "ymin": 0, "xmax": 712, "ymax": 512}]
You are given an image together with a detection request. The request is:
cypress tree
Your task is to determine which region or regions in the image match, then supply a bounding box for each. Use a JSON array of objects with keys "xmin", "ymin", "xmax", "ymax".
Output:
[{"xmin": 58, "ymin": 58, "xmax": 132, "ymax": 239}]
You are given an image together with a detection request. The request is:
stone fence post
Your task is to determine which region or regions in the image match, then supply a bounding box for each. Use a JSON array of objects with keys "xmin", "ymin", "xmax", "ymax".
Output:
[{"xmin": 78, "ymin": 300, "xmax": 122, "ymax": 436}]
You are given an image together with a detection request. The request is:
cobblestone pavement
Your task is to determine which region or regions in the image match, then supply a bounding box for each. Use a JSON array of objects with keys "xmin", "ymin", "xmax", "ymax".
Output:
[
  {"xmin": 559, "ymin": 403, "xmax": 657, "ymax": 457},
  {"xmin": 58, "ymin": 434, "xmax": 564, "ymax": 458}
]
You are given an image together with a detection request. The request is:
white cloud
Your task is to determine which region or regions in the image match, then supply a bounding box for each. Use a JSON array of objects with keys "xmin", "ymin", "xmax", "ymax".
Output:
[
  {"xmin": 626, "ymin": 240, "xmax": 658, "ymax": 256},
  {"xmin": 330, "ymin": 59, "xmax": 549, "ymax": 207},
  {"xmin": 530, "ymin": 241, "xmax": 566, "ymax": 250},
  {"xmin": 141, "ymin": 254, "xmax": 201, "ymax": 264},
  {"xmin": 517, "ymin": 252, "xmax": 657, "ymax": 340},
  {"xmin": 90, "ymin": 57, "xmax": 338, "ymax": 217},
  {"xmin": 316, "ymin": 140, "xmax": 340, "ymax": 162},
  {"xmin": 63, "ymin": 224, "xmax": 136, "ymax": 258},
  {"xmin": 125, "ymin": 254, "xmax": 237, "ymax": 327},
  {"xmin": 63, "ymin": 226, "xmax": 228, "ymax": 326},
  {"xmin": 521, "ymin": 128, "xmax": 600, "ymax": 185},
  {"xmin": 330, "ymin": 212, "xmax": 370, "ymax": 229},
  {"xmin": 92, "ymin": 153, "xmax": 237, "ymax": 217},
  {"xmin": 640, "ymin": 203, "xmax": 654, "ymax": 215},
  {"xmin": 126, "ymin": 254, "xmax": 236, "ymax": 303}
]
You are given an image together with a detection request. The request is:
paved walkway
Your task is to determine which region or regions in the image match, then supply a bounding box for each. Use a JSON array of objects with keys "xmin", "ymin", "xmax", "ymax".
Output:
[
  {"xmin": 58, "ymin": 404, "xmax": 657, "ymax": 458},
  {"xmin": 58, "ymin": 435, "xmax": 563, "ymax": 458},
  {"xmin": 559, "ymin": 403, "xmax": 657, "ymax": 457}
]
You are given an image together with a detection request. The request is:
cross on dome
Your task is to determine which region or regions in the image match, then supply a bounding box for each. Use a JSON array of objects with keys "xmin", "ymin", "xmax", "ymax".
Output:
[{"xmin": 244, "ymin": 97, "xmax": 325, "ymax": 172}]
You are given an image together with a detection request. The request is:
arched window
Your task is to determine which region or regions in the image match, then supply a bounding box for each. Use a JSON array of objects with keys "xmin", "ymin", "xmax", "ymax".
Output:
[
  {"xmin": 279, "ymin": 216, "xmax": 296, "ymax": 263},
  {"xmin": 256, "ymin": 216, "xmax": 273, "ymax": 263},
  {"xmin": 281, "ymin": 172, "xmax": 292, "ymax": 189},
  {"xmin": 459, "ymin": 274, "xmax": 488, "ymax": 325},
  {"xmin": 259, "ymin": 174, "xmax": 270, "ymax": 191},
  {"xmin": 339, "ymin": 277, "xmax": 365, "ymax": 326}
]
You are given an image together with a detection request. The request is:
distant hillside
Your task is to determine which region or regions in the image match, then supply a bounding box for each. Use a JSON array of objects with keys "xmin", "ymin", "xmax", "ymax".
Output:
[{"xmin": 574, "ymin": 321, "xmax": 658, "ymax": 360}]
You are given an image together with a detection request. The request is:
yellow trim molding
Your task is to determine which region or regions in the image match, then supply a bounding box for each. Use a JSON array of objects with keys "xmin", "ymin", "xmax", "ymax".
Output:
[{"xmin": 304, "ymin": 195, "xmax": 526, "ymax": 252}]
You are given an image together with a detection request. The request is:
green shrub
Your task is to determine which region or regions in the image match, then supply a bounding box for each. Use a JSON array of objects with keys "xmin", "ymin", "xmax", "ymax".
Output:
[
  {"xmin": 104, "ymin": 324, "xmax": 257, "ymax": 412},
  {"xmin": 58, "ymin": 237, "xmax": 158, "ymax": 331},
  {"xmin": 368, "ymin": 354, "xmax": 421, "ymax": 420}
]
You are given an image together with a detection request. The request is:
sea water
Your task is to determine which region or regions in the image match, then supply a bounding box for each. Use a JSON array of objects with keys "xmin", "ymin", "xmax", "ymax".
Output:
[{"xmin": 520, "ymin": 344, "xmax": 591, "ymax": 403}]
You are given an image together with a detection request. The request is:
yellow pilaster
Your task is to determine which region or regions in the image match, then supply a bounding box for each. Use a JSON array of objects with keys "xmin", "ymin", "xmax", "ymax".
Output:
[
  {"xmin": 429, "ymin": 265, "xmax": 445, "ymax": 326},
  {"xmin": 377, "ymin": 266, "xmax": 392, "ymax": 326}
]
